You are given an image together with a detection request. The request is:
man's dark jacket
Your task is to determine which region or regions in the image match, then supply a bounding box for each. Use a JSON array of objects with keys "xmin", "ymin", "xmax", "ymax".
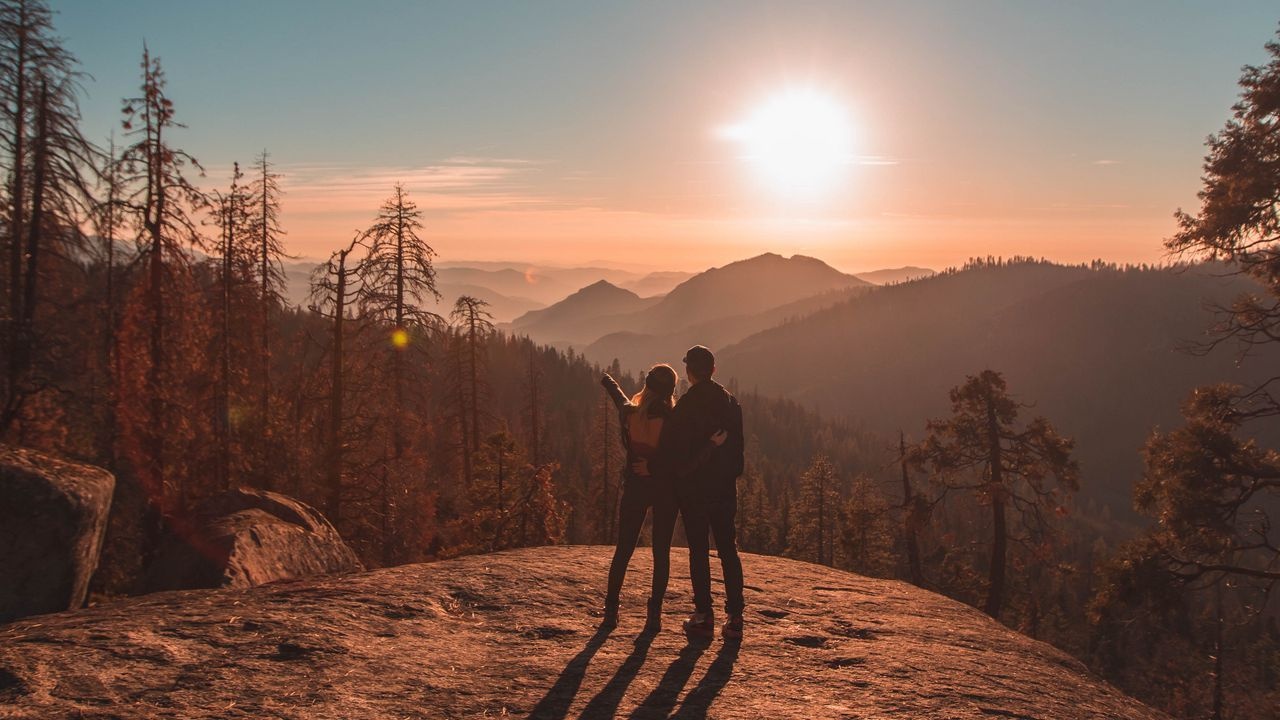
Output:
[{"xmin": 657, "ymin": 379, "xmax": 745, "ymax": 500}]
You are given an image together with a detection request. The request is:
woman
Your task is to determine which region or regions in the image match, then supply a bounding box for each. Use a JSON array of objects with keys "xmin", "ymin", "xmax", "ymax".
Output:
[
  {"xmin": 599, "ymin": 365, "xmax": 680, "ymax": 631},
  {"xmin": 600, "ymin": 365, "xmax": 723, "ymax": 631}
]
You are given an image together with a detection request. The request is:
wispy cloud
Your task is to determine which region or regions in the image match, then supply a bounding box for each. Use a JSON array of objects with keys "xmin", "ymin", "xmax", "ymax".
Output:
[
  {"xmin": 269, "ymin": 157, "xmax": 606, "ymax": 220},
  {"xmin": 1091, "ymin": 159, "xmax": 1120, "ymax": 166},
  {"xmin": 283, "ymin": 160, "xmax": 526, "ymax": 196}
]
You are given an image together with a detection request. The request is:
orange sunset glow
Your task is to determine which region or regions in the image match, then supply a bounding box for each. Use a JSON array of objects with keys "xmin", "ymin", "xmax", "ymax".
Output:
[
  {"xmin": 51, "ymin": 2, "xmax": 1260, "ymax": 273},
  {"xmin": 5, "ymin": 2, "xmax": 1280, "ymax": 719}
]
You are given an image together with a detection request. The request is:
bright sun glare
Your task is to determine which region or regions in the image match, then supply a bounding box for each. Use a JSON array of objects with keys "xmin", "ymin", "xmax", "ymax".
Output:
[{"xmin": 720, "ymin": 88, "xmax": 855, "ymax": 198}]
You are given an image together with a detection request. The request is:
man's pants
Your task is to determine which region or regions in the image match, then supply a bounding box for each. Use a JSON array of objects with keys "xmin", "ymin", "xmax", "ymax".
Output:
[
  {"xmin": 681, "ymin": 494, "xmax": 744, "ymax": 616},
  {"xmin": 606, "ymin": 480, "xmax": 679, "ymax": 608}
]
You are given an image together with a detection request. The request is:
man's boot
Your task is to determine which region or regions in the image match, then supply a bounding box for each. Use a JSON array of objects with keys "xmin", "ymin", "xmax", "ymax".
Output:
[{"xmin": 722, "ymin": 613, "xmax": 743, "ymax": 639}]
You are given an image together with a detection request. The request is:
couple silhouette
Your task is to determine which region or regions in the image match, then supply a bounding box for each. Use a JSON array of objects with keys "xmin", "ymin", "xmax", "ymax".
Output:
[{"xmin": 599, "ymin": 345, "xmax": 746, "ymax": 641}]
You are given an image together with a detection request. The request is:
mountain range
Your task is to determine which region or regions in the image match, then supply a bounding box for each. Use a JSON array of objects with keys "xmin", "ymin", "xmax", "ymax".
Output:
[
  {"xmin": 503, "ymin": 253, "xmax": 873, "ymax": 369},
  {"xmin": 283, "ymin": 261, "xmax": 705, "ymax": 323}
]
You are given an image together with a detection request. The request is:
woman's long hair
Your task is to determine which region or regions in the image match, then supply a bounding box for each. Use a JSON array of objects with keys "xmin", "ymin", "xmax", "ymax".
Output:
[{"xmin": 631, "ymin": 364, "xmax": 678, "ymax": 415}]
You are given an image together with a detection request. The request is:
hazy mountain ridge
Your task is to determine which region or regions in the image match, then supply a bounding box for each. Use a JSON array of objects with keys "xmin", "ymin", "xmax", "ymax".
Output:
[
  {"xmin": 504, "ymin": 253, "xmax": 872, "ymax": 369},
  {"xmin": 626, "ymin": 253, "xmax": 870, "ymax": 335},
  {"xmin": 619, "ymin": 270, "xmax": 696, "ymax": 297},
  {"xmin": 506, "ymin": 280, "xmax": 661, "ymax": 345},
  {"xmin": 285, "ymin": 262, "xmax": 644, "ymax": 322},
  {"xmin": 584, "ymin": 285, "xmax": 871, "ymax": 372},
  {"xmin": 282, "ymin": 253, "xmax": 906, "ymax": 329},
  {"xmin": 854, "ymin": 266, "xmax": 936, "ymax": 285},
  {"xmin": 717, "ymin": 261, "xmax": 1278, "ymax": 518},
  {"xmin": 435, "ymin": 267, "xmax": 578, "ymax": 307},
  {"xmin": 434, "ymin": 282, "xmax": 545, "ymax": 323}
]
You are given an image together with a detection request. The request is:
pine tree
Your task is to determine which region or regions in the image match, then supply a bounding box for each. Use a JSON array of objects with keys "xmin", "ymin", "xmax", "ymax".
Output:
[
  {"xmin": 1166, "ymin": 28, "xmax": 1280, "ymax": 352},
  {"xmin": 116, "ymin": 44, "xmax": 208, "ymax": 528},
  {"xmin": 1089, "ymin": 29, "xmax": 1280, "ymax": 718},
  {"xmin": 1137, "ymin": 385, "xmax": 1280, "ymax": 585},
  {"xmin": 525, "ymin": 344, "xmax": 543, "ymax": 466},
  {"xmin": 92, "ymin": 135, "xmax": 123, "ymax": 465},
  {"xmin": 899, "ymin": 431, "xmax": 926, "ymax": 585},
  {"xmin": 210, "ymin": 162, "xmax": 251, "ymax": 491},
  {"xmin": 787, "ymin": 455, "xmax": 841, "ymax": 566},
  {"xmin": 839, "ymin": 474, "xmax": 894, "ymax": 576},
  {"xmin": 0, "ymin": 0, "xmax": 96, "ymax": 433},
  {"xmin": 247, "ymin": 150, "xmax": 287, "ymax": 488},
  {"xmin": 590, "ymin": 389, "xmax": 623, "ymax": 543},
  {"xmin": 511, "ymin": 462, "xmax": 567, "ymax": 548},
  {"xmin": 357, "ymin": 184, "xmax": 440, "ymax": 561},
  {"xmin": 736, "ymin": 468, "xmax": 777, "ymax": 554},
  {"xmin": 1152, "ymin": 25, "xmax": 1280, "ymax": 592},
  {"xmin": 467, "ymin": 429, "xmax": 520, "ymax": 551},
  {"xmin": 450, "ymin": 295, "xmax": 492, "ymax": 486},
  {"xmin": 919, "ymin": 370, "xmax": 1077, "ymax": 618}
]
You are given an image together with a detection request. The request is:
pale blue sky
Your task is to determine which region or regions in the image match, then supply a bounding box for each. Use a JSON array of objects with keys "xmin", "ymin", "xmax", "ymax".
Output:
[{"xmin": 49, "ymin": 1, "xmax": 1280, "ymax": 270}]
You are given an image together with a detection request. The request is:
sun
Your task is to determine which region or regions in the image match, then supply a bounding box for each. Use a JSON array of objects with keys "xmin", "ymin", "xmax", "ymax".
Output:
[{"xmin": 720, "ymin": 88, "xmax": 855, "ymax": 198}]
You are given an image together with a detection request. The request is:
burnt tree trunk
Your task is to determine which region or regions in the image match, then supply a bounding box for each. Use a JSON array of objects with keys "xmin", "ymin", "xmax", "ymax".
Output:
[
  {"xmin": 900, "ymin": 431, "xmax": 923, "ymax": 586},
  {"xmin": 983, "ymin": 393, "xmax": 1007, "ymax": 619}
]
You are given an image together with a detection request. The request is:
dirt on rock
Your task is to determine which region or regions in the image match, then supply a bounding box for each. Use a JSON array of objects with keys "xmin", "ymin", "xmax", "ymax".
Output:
[{"xmin": 0, "ymin": 546, "xmax": 1164, "ymax": 719}]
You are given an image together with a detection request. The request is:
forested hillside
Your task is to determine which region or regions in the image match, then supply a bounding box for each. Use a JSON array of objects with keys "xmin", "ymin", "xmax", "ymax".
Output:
[{"xmin": 719, "ymin": 258, "xmax": 1280, "ymax": 520}]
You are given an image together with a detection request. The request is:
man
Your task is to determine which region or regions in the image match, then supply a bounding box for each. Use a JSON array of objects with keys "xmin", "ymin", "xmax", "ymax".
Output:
[{"xmin": 661, "ymin": 345, "xmax": 746, "ymax": 640}]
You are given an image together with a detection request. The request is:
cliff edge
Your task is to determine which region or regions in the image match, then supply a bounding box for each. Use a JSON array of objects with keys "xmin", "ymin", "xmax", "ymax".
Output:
[{"xmin": 0, "ymin": 546, "xmax": 1162, "ymax": 719}]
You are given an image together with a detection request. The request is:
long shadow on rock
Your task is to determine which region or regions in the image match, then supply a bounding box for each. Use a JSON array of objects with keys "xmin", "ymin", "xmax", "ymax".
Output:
[
  {"xmin": 528, "ymin": 623, "xmax": 615, "ymax": 720},
  {"xmin": 576, "ymin": 630, "xmax": 656, "ymax": 719},
  {"xmin": 670, "ymin": 639, "xmax": 739, "ymax": 719},
  {"xmin": 626, "ymin": 638, "xmax": 710, "ymax": 720}
]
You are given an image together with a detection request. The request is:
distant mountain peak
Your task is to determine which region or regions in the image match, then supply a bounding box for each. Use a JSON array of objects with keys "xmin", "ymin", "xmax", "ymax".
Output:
[
  {"xmin": 692, "ymin": 252, "xmax": 863, "ymax": 286},
  {"xmin": 507, "ymin": 278, "xmax": 652, "ymax": 338},
  {"xmin": 568, "ymin": 279, "xmax": 638, "ymax": 301}
]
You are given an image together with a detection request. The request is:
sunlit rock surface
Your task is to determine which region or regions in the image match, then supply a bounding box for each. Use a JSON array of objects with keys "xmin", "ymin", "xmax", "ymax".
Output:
[
  {"xmin": 143, "ymin": 487, "xmax": 362, "ymax": 592},
  {"xmin": 0, "ymin": 546, "xmax": 1163, "ymax": 719},
  {"xmin": 0, "ymin": 446, "xmax": 113, "ymax": 624}
]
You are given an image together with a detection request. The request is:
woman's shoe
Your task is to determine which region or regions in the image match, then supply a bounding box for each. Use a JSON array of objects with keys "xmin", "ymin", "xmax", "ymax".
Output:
[
  {"xmin": 682, "ymin": 611, "xmax": 714, "ymax": 639},
  {"xmin": 601, "ymin": 602, "xmax": 619, "ymax": 628}
]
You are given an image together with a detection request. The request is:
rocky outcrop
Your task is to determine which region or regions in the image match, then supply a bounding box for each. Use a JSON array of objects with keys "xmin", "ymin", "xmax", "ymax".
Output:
[
  {"xmin": 143, "ymin": 488, "xmax": 362, "ymax": 592},
  {"xmin": 0, "ymin": 446, "xmax": 114, "ymax": 624},
  {"xmin": 0, "ymin": 546, "xmax": 1163, "ymax": 719}
]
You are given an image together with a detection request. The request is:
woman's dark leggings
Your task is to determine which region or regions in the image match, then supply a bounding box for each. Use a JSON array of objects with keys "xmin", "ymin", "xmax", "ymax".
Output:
[{"xmin": 605, "ymin": 481, "xmax": 679, "ymax": 609}]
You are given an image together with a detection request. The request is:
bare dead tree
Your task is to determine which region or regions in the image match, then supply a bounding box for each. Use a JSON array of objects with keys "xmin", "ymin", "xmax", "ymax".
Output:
[
  {"xmin": 247, "ymin": 149, "xmax": 287, "ymax": 489},
  {"xmin": 117, "ymin": 44, "xmax": 207, "ymax": 517},
  {"xmin": 309, "ymin": 232, "xmax": 364, "ymax": 522}
]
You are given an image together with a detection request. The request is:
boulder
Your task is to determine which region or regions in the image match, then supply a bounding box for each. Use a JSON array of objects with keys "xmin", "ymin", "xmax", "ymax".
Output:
[
  {"xmin": 0, "ymin": 446, "xmax": 114, "ymax": 623},
  {"xmin": 144, "ymin": 487, "xmax": 363, "ymax": 592}
]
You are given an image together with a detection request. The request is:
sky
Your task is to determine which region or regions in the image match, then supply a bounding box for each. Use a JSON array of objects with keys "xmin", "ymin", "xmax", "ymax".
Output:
[{"xmin": 51, "ymin": 0, "xmax": 1280, "ymax": 273}]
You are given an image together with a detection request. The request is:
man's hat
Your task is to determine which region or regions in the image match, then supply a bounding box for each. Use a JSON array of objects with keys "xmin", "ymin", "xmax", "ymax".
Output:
[{"xmin": 682, "ymin": 345, "xmax": 715, "ymax": 373}]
